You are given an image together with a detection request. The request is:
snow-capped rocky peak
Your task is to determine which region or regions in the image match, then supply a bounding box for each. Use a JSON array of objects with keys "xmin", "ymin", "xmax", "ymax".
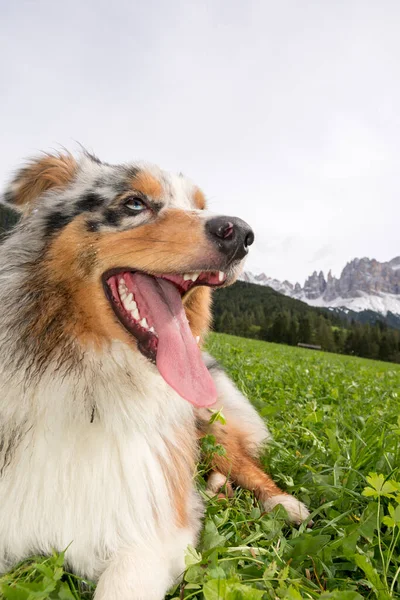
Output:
[
  {"xmin": 240, "ymin": 256, "xmax": 400, "ymax": 316},
  {"xmin": 241, "ymin": 272, "xmax": 295, "ymax": 295},
  {"xmin": 389, "ymin": 257, "xmax": 400, "ymax": 271}
]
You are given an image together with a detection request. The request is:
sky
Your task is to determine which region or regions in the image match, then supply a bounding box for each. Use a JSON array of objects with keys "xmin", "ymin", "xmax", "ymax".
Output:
[{"xmin": 1, "ymin": 0, "xmax": 399, "ymax": 284}]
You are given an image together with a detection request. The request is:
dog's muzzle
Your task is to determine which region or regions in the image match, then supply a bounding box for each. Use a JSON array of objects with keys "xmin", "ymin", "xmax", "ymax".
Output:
[{"xmin": 206, "ymin": 216, "xmax": 254, "ymax": 262}]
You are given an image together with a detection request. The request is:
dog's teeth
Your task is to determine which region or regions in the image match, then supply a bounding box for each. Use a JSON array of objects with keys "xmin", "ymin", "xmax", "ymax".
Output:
[
  {"xmin": 183, "ymin": 272, "xmax": 200, "ymax": 282},
  {"xmin": 140, "ymin": 318, "xmax": 149, "ymax": 329},
  {"xmin": 149, "ymin": 326, "xmax": 155, "ymax": 333},
  {"xmin": 195, "ymin": 335, "xmax": 200, "ymax": 344},
  {"xmin": 119, "ymin": 282, "xmax": 128, "ymax": 296},
  {"xmin": 125, "ymin": 297, "xmax": 137, "ymax": 310},
  {"xmin": 127, "ymin": 293, "xmax": 133, "ymax": 302},
  {"xmin": 218, "ymin": 271, "xmax": 225, "ymax": 282},
  {"xmin": 122, "ymin": 296, "xmax": 137, "ymax": 313},
  {"xmin": 133, "ymin": 308, "xmax": 140, "ymax": 320}
]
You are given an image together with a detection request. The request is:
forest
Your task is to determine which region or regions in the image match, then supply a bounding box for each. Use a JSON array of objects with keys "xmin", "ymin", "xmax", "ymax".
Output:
[{"xmin": 213, "ymin": 281, "xmax": 400, "ymax": 364}]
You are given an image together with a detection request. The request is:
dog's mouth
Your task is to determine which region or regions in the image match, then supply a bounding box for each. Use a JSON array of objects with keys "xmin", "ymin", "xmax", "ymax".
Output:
[{"xmin": 103, "ymin": 269, "xmax": 227, "ymax": 407}]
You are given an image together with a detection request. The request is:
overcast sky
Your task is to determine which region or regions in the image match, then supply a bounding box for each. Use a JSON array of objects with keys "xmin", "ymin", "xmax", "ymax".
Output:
[{"xmin": 1, "ymin": 0, "xmax": 399, "ymax": 283}]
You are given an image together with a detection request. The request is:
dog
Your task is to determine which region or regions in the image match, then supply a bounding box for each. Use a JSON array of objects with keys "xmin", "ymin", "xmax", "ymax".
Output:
[{"xmin": 0, "ymin": 151, "xmax": 309, "ymax": 599}]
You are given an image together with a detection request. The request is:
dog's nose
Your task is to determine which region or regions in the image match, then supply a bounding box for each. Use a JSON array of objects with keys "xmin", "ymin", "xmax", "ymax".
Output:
[{"xmin": 205, "ymin": 216, "xmax": 254, "ymax": 261}]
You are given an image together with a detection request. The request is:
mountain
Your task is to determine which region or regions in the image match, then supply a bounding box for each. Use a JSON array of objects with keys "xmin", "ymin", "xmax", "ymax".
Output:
[
  {"xmin": 242, "ymin": 257, "xmax": 400, "ymax": 321},
  {"xmin": 241, "ymin": 272, "xmax": 296, "ymax": 296}
]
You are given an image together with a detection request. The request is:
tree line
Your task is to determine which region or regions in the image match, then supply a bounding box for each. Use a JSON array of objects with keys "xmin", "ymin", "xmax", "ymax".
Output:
[{"xmin": 213, "ymin": 282, "xmax": 400, "ymax": 364}]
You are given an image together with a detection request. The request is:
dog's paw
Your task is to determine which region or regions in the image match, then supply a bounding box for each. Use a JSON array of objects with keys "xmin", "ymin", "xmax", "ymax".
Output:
[
  {"xmin": 263, "ymin": 494, "xmax": 312, "ymax": 525},
  {"xmin": 205, "ymin": 471, "xmax": 234, "ymax": 499}
]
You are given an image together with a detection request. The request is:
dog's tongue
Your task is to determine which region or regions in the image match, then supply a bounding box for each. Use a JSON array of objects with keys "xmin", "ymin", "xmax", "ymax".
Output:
[{"xmin": 131, "ymin": 273, "xmax": 217, "ymax": 407}]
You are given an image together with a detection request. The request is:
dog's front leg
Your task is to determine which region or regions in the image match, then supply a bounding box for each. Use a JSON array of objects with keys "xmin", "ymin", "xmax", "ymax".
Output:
[
  {"xmin": 198, "ymin": 354, "xmax": 311, "ymax": 525},
  {"xmin": 94, "ymin": 549, "xmax": 173, "ymax": 600}
]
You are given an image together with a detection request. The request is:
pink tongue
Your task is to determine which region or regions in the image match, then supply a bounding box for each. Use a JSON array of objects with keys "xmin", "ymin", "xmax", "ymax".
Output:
[{"xmin": 129, "ymin": 273, "xmax": 217, "ymax": 408}]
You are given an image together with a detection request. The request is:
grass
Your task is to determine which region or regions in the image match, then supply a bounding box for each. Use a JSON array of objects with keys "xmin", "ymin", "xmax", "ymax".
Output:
[{"xmin": 1, "ymin": 333, "xmax": 400, "ymax": 599}]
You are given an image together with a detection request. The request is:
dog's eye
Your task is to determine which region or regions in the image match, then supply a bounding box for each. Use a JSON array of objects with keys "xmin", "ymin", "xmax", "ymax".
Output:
[{"xmin": 124, "ymin": 197, "xmax": 147, "ymax": 213}]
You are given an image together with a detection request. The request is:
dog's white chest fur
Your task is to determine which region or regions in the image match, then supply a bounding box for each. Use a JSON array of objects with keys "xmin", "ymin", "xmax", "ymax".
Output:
[{"xmin": 0, "ymin": 344, "xmax": 201, "ymax": 586}]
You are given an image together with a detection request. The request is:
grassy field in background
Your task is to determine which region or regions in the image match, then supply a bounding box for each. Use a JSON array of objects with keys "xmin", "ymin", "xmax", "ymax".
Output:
[{"xmin": 1, "ymin": 333, "xmax": 400, "ymax": 599}]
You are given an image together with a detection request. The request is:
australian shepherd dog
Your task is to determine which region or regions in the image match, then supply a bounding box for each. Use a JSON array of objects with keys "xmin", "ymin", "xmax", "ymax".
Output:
[{"xmin": 0, "ymin": 151, "xmax": 309, "ymax": 599}]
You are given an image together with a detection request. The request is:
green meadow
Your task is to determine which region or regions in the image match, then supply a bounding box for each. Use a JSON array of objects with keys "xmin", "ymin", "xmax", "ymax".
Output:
[{"xmin": 1, "ymin": 333, "xmax": 400, "ymax": 599}]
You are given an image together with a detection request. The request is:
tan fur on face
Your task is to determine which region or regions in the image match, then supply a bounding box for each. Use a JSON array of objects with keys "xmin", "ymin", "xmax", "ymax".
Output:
[
  {"xmin": 9, "ymin": 153, "xmax": 77, "ymax": 213},
  {"xmin": 95, "ymin": 208, "xmax": 219, "ymax": 275},
  {"xmin": 183, "ymin": 287, "xmax": 212, "ymax": 341},
  {"xmin": 193, "ymin": 188, "xmax": 206, "ymax": 210},
  {"xmin": 131, "ymin": 171, "xmax": 163, "ymax": 200},
  {"xmin": 43, "ymin": 210, "xmax": 218, "ymax": 350},
  {"xmin": 43, "ymin": 217, "xmax": 132, "ymax": 349}
]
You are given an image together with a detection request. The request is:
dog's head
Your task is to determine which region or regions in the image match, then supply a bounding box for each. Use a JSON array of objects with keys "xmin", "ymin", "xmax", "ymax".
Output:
[{"xmin": 2, "ymin": 152, "xmax": 254, "ymax": 406}]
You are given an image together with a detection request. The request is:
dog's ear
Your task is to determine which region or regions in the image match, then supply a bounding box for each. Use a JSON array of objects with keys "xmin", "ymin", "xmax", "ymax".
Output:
[{"xmin": 2, "ymin": 152, "xmax": 77, "ymax": 214}]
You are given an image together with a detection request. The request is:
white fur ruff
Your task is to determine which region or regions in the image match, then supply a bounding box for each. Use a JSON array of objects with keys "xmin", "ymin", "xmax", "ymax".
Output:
[{"xmin": 0, "ymin": 342, "xmax": 202, "ymax": 599}]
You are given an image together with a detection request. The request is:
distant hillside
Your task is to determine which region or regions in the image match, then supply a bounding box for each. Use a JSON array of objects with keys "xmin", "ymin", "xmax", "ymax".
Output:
[
  {"xmin": 212, "ymin": 281, "xmax": 400, "ymax": 364},
  {"xmin": 325, "ymin": 306, "xmax": 400, "ymax": 331}
]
